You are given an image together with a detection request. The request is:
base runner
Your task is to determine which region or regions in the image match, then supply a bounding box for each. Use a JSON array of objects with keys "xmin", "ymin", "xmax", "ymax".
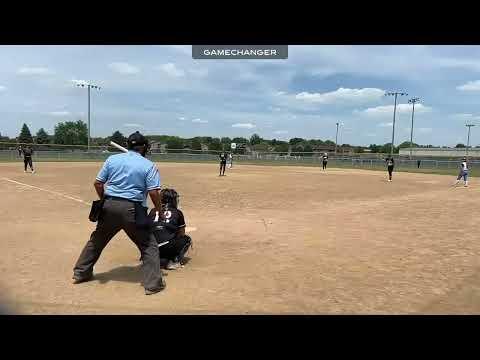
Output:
[{"xmin": 453, "ymin": 157, "xmax": 469, "ymax": 187}]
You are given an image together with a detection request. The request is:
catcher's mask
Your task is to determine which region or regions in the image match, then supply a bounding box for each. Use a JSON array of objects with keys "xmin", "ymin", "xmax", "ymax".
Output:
[{"xmin": 161, "ymin": 188, "xmax": 180, "ymax": 209}]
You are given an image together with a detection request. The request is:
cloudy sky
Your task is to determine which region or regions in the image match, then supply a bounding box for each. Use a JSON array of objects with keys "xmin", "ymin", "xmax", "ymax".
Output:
[{"xmin": 1, "ymin": 45, "xmax": 480, "ymax": 146}]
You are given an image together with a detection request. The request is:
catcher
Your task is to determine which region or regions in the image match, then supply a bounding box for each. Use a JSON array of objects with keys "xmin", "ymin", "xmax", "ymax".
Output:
[{"xmin": 145, "ymin": 188, "xmax": 192, "ymax": 270}]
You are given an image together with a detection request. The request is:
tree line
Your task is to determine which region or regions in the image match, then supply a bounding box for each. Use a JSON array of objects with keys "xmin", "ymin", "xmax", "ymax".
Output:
[{"xmin": 0, "ymin": 121, "xmax": 472, "ymax": 154}]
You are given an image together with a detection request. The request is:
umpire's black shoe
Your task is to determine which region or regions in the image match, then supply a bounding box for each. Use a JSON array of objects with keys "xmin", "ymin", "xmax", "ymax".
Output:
[
  {"xmin": 145, "ymin": 278, "xmax": 166, "ymax": 295},
  {"xmin": 72, "ymin": 274, "xmax": 93, "ymax": 284}
]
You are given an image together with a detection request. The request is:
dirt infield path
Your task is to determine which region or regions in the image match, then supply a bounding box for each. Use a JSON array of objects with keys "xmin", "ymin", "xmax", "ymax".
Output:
[{"xmin": 1, "ymin": 162, "xmax": 479, "ymax": 314}]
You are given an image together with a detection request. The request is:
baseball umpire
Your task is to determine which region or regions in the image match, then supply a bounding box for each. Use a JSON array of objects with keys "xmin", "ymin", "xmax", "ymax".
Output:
[{"xmin": 72, "ymin": 131, "xmax": 166, "ymax": 295}]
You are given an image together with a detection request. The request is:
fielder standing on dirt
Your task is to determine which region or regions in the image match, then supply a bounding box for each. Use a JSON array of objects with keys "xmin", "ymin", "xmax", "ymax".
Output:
[
  {"xmin": 219, "ymin": 152, "xmax": 227, "ymax": 176},
  {"xmin": 386, "ymin": 156, "xmax": 395, "ymax": 182},
  {"xmin": 322, "ymin": 153, "xmax": 328, "ymax": 170},
  {"xmin": 22, "ymin": 146, "xmax": 35, "ymax": 173},
  {"xmin": 72, "ymin": 131, "xmax": 166, "ymax": 295},
  {"xmin": 453, "ymin": 157, "xmax": 469, "ymax": 187}
]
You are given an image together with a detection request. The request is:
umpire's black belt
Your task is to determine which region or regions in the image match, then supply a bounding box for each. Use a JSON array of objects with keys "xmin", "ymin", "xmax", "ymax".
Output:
[{"xmin": 104, "ymin": 196, "xmax": 141, "ymax": 203}]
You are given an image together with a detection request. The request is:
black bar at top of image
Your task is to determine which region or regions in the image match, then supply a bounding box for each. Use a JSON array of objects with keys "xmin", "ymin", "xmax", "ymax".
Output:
[{"xmin": 2, "ymin": 5, "xmax": 480, "ymax": 45}]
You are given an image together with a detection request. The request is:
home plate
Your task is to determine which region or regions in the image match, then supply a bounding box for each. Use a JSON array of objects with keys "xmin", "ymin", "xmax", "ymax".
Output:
[{"xmin": 186, "ymin": 227, "xmax": 197, "ymax": 232}]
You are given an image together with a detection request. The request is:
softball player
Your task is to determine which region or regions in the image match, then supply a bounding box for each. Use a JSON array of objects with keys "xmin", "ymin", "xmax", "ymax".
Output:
[
  {"xmin": 453, "ymin": 157, "xmax": 469, "ymax": 187},
  {"xmin": 386, "ymin": 156, "xmax": 394, "ymax": 182},
  {"xmin": 322, "ymin": 153, "xmax": 328, "ymax": 170},
  {"xmin": 22, "ymin": 146, "xmax": 35, "ymax": 173},
  {"xmin": 219, "ymin": 152, "xmax": 227, "ymax": 176},
  {"xmin": 149, "ymin": 189, "xmax": 192, "ymax": 270}
]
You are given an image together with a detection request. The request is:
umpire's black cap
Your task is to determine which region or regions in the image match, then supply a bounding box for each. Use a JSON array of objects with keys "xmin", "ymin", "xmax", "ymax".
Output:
[{"xmin": 127, "ymin": 131, "xmax": 149, "ymax": 149}]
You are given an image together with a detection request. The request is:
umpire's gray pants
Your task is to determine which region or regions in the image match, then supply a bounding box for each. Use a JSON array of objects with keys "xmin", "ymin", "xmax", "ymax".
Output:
[{"xmin": 73, "ymin": 198, "xmax": 164, "ymax": 292}]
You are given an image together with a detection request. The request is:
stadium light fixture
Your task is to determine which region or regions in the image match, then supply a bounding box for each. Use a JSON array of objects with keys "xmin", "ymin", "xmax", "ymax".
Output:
[
  {"xmin": 408, "ymin": 97, "xmax": 420, "ymax": 159},
  {"xmin": 466, "ymin": 123, "xmax": 475, "ymax": 158},
  {"xmin": 385, "ymin": 91, "xmax": 408, "ymax": 155},
  {"xmin": 75, "ymin": 81, "xmax": 101, "ymax": 151}
]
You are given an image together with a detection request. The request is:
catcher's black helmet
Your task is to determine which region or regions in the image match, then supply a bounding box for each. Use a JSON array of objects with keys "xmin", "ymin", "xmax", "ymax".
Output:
[{"xmin": 161, "ymin": 188, "xmax": 180, "ymax": 209}]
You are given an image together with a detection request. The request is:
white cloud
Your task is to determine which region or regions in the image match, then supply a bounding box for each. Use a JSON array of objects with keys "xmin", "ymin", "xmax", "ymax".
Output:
[
  {"xmin": 108, "ymin": 62, "xmax": 140, "ymax": 74},
  {"xmin": 357, "ymin": 103, "xmax": 432, "ymax": 117},
  {"xmin": 0, "ymin": 85, "xmax": 6, "ymax": 91},
  {"xmin": 71, "ymin": 79, "xmax": 89, "ymax": 86},
  {"xmin": 17, "ymin": 67, "xmax": 52, "ymax": 75},
  {"xmin": 275, "ymin": 91, "xmax": 286, "ymax": 96},
  {"xmin": 123, "ymin": 123, "xmax": 143, "ymax": 128},
  {"xmin": 418, "ymin": 127, "xmax": 433, "ymax": 134},
  {"xmin": 192, "ymin": 118, "xmax": 208, "ymax": 124},
  {"xmin": 274, "ymin": 130, "xmax": 288, "ymax": 134},
  {"xmin": 457, "ymin": 80, "xmax": 480, "ymax": 91},
  {"xmin": 378, "ymin": 122, "xmax": 393, "ymax": 127},
  {"xmin": 48, "ymin": 111, "xmax": 70, "ymax": 116},
  {"xmin": 155, "ymin": 63, "xmax": 185, "ymax": 77},
  {"xmin": 450, "ymin": 113, "xmax": 480, "ymax": 122},
  {"xmin": 232, "ymin": 123, "xmax": 256, "ymax": 129},
  {"xmin": 295, "ymin": 88, "xmax": 385, "ymax": 104},
  {"xmin": 178, "ymin": 117, "xmax": 186, "ymax": 121}
]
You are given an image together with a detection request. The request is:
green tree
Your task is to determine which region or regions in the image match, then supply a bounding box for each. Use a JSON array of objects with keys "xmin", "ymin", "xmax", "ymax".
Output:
[
  {"xmin": 191, "ymin": 138, "xmax": 202, "ymax": 151},
  {"xmin": 54, "ymin": 120, "xmax": 88, "ymax": 145},
  {"xmin": 166, "ymin": 137, "xmax": 184, "ymax": 150},
  {"xmin": 324, "ymin": 140, "xmax": 335, "ymax": 146},
  {"xmin": 274, "ymin": 142, "xmax": 289, "ymax": 154},
  {"xmin": 36, "ymin": 128, "xmax": 50, "ymax": 144},
  {"xmin": 399, "ymin": 141, "xmax": 418, "ymax": 148},
  {"xmin": 221, "ymin": 137, "xmax": 231, "ymax": 145},
  {"xmin": 303, "ymin": 143, "xmax": 313, "ymax": 156},
  {"xmin": 249, "ymin": 133, "xmax": 263, "ymax": 146},
  {"xmin": 18, "ymin": 123, "xmax": 33, "ymax": 144},
  {"xmin": 455, "ymin": 143, "xmax": 465, "ymax": 148},
  {"xmin": 289, "ymin": 137, "xmax": 304, "ymax": 146},
  {"xmin": 208, "ymin": 138, "xmax": 222, "ymax": 151},
  {"xmin": 232, "ymin": 137, "xmax": 248, "ymax": 144},
  {"xmin": 109, "ymin": 131, "xmax": 127, "ymax": 146}
]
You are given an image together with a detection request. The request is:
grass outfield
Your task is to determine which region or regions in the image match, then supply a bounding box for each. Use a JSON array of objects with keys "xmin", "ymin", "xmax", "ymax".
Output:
[{"xmin": 1, "ymin": 157, "xmax": 470, "ymax": 177}]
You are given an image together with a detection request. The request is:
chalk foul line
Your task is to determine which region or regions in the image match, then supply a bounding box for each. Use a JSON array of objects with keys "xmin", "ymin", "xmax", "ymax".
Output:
[
  {"xmin": 1, "ymin": 177, "xmax": 197, "ymax": 232},
  {"xmin": 2, "ymin": 177, "xmax": 90, "ymax": 205}
]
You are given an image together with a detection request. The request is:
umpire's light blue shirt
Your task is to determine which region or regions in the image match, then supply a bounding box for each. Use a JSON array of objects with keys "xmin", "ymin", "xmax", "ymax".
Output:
[{"xmin": 96, "ymin": 151, "xmax": 161, "ymax": 206}]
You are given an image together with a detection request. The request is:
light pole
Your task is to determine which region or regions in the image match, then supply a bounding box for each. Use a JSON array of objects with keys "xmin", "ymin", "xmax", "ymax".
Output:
[
  {"xmin": 466, "ymin": 124, "xmax": 475, "ymax": 158},
  {"xmin": 75, "ymin": 82, "xmax": 101, "ymax": 151},
  {"xmin": 408, "ymin": 97, "xmax": 420, "ymax": 159},
  {"xmin": 385, "ymin": 91, "xmax": 408, "ymax": 156},
  {"xmin": 335, "ymin": 122, "xmax": 339, "ymax": 155}
]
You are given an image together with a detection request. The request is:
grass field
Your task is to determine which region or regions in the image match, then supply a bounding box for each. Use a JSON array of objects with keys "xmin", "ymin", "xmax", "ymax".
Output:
[{"xmin": 1, "ymin": 162, "xmax": 479, "ymax": 314}]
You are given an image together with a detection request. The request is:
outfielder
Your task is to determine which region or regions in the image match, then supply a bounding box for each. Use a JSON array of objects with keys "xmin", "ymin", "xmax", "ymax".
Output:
[
  {"xmin": 386, "ymin": 156, "xmax": 395, "ymax": 182},
  {"xmin": 219, "ymin": 152, "xmax": 227, "ymax": 176},
  {"xmin": 453, "ymin": 157, "xmax": 469, "ymax": 187},
  {"xmin": 22, "ymin": 146, "xmax": 35, "ymax": 173},
  {"xmin": 322, "ymin": 153, "xmax": 328, "ymax": 170}
]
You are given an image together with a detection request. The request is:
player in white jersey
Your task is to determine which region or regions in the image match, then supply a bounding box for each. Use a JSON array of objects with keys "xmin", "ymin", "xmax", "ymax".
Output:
[{"xmin": 453, "ymin": 157, "xmax": 469, "ymax": 187}]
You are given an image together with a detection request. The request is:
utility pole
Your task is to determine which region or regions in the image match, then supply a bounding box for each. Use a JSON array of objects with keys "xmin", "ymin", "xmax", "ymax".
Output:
[
  {"xmin": 385, "ymin": 91, "xmax": 408, "ymax": 156},
  {"xmin": 466, "ymin": 124, "xmax": 475, "ymax": 158},
  {"xmin": 335, "ymin": 122, "xmax": 339, "ymax": 155},
  {"xmin": 75, "ymin": 82, "xmax": 101, "ymax": 151},
  {"xmin": 408, "ymin": 97, "xmax": 420, "ymax": 159}
]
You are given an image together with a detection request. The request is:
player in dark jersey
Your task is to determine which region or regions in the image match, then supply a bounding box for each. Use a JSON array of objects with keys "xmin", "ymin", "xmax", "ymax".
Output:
[
  {"xmin": 322, "ymin": 153, "xmax": 328, "ymax": 170},
  {"xmin": 149, "ymin": 188, "xmax": 192, "ymax": 270},
  {"xmin": 219, "ymin": 152, "xmax": 227, "ymax": 176},
  {"xmin": 22, "ymin": 146, "xmax": 35, "ymax": 173},
  {"xmin": 385, "ymin": 156, "xmax": 394, "ymax": 182}
]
